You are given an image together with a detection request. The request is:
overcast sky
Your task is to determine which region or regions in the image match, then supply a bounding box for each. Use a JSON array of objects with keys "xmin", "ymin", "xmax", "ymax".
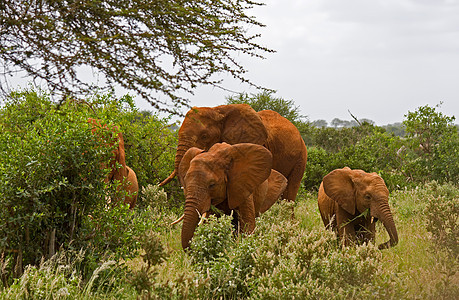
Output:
[
  {"xmin": 6, "ymin": 0, "xmax": 459, "ymax": 125},
  {"xmin": 161, "ymin": 0, "xmax": 459, "ymax": 125}
]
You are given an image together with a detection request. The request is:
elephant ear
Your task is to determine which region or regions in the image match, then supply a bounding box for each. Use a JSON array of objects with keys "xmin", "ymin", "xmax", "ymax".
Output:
[
  {"xmin": 178, "ymin": 147, "xmax": 204, "ymax": 187},
  {"xmin": 226, "ymin": 143, "xmax": 273, "ymax": 209},
  {"xmin": 216, "ymin": 104, "xmax": 268, "ymax": 145},
  {"xmin": 322, "ymin": 167, "xmax": 356, "ymax": 215},
  {"xmin": 259, "ymin": 170, "xmax": 288, "ymax": 213}
]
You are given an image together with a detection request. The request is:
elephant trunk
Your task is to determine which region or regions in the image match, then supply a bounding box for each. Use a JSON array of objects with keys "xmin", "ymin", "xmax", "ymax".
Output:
[
  {"xmin": 174, "ymin": 141, "xmax": 191, "ymax": 170},
  {"xmin": 375, "ymin": 203, "xmax": 398, "ymax": 249},
  {"xmin": 160, "ymin": 138, "xmax": 194, "ymax": 186},
  {"xmin": 181, "ymin": 198, "xmax": 200, "ymax": 249},
  {"xmin": 181, "ymin": 184, "xmax": 210, "ymax": 249}
]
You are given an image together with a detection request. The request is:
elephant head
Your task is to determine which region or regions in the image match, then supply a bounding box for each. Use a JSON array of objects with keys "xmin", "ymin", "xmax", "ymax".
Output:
[
  {"xmin": 322, "ymin": 167, "xmax": 398, "ymax": 249},
  {"xmin": 178, "ymin": 142, "xmax": 278, "ymax": 249},
  {"xmin": 160, "ymin": 104, "xmax": 268, "ymax": 186}
]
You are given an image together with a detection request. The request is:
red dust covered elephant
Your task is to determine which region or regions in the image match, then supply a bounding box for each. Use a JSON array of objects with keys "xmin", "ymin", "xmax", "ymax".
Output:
[
  {"xmin": 177, "ymin": 143, "xmax": 287, "ymax": 249},
  {"xmin": 318, "ymin": 167, "xmax": 398, "ymax": 249},
  {"xmin": 161, "ymin": 104, "xmax": 307, "ymax": 202},
  {"xmin": 88, "ymin": 118, "xmax": 138, "ymax": 208}
]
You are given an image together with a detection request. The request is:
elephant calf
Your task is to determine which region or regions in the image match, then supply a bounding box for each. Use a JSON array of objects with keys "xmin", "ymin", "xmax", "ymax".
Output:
[
  {"xmin": 176, "ymin": 142, "xmax": 287, "ymax": 249},
  {"xmin": 318, "ymin": 167, "xmax": 398, "ymax": 249}
]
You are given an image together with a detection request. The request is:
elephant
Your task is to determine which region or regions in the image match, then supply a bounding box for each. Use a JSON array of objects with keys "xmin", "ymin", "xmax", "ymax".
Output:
[
  {"xmin": 122, "ymin": 165, "xmax": 139, "ymax": 208},
  {"xmin": 317, "ymin": 167, "xmax": 398, "ymax": 249},
  {"xmin": 88, "ymin": 118, "xmax": 138, "ymax": 208},
  {"xmin": 160, "ymin": 104, "xmax": 307, "ymax": 202},
  {"xmin": 176, "ymin": 142, "xmax": 287, "ymax": 249}
]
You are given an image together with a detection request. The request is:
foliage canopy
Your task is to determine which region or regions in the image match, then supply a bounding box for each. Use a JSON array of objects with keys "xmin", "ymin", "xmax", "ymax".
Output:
[
  {"xmin": 0, "ymin": 0, "xmax": 272, "ymax": 113},
  {"xmin": 226, "ymin": 91, "xmax": 305, "ymax": 124}
]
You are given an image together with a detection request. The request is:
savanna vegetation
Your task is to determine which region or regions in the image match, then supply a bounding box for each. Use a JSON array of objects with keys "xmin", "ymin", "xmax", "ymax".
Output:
[
  {"xmin": 0, "ymin": 0, "xmax": 272, "ymax": 113},
  {"xmin": 0, "ymin": 89, "xmax": 457, "ymax": 299}
]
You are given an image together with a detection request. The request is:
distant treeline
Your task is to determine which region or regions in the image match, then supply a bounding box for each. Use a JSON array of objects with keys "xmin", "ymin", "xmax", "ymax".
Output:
[{"xmin": 311, "ymin": 119, "xmax": 407, "ymax": 137}]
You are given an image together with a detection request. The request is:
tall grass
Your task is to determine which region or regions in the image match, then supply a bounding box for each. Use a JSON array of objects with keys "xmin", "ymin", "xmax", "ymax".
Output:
[
  {"xmin": 0, "ymin": 250, "xmax": 135, "ymax": 300},
  {"xmin": 1, "ymin": 182, "xmax": 457, "ymax": 299}
]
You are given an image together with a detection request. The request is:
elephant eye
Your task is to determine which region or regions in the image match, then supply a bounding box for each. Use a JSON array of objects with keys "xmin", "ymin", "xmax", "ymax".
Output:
[
  {"xmin": 365, "ymin": 194, "xmax": 372, "ymax": 200},
  {"xmin": 201, "ymin": 133, "xmax": 208, "ymax": 140},
  {"xmin": 209, "ymin": 182, "xmax": 216, "ymax": 189}
]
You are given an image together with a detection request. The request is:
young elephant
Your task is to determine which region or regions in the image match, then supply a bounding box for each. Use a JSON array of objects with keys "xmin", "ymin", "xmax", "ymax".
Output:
[
  {"xmin": 177, "ymin": 142, "xmax": 287, "ymax": 249},
  {"xmin": 318, "ymin": 167, "xmax": 398, "ymax": 249}
]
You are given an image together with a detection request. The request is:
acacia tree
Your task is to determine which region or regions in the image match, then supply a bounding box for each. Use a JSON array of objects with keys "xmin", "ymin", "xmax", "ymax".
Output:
[{"xmin": 0, "ymin": 0, "xmax": 272, "ymax": 113}]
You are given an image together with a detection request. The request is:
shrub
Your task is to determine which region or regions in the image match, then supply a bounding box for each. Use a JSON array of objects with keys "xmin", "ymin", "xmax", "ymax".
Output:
[
  {"xmin": 140, "ymin": 184, "xmax": 172, "ymax": 211},
  {"xmin": 0, "ymin": 90, "xmax": 112, "ymax": 278},
  {"xmin": 402, "ymin": 103, "xmax": 458, "ymax": 184},
  {"xmin": 77, "ymin": 202, "xmax": 161, "ymax": 263},
  {"xmin": 425, "ymin": 184, "xmax": 459, "ymax": 257},
  {"xmin": 128, "ymin": 230, "xmax": 168, "ymax": 296},
  {"xmin": 0, "ymin": 89, "xmax": 178, "ymax": 282},
  {"xmin": 250, "ymin": 202, "xmax": 387, "ymax": 299},
  {"xmin": 180, "ymin": 201, "xmax": 394, "ymax": 299},
  {"xmin": 189, "ymin": 214, "xmax": 234, "ymax": 267},
  {"xmin": 225, "ymin": 91, "xmax": 305, "ymax": 125},
  {"xmin": 303, "ymin": 147, "xmax": 341, "ymax": 191}
]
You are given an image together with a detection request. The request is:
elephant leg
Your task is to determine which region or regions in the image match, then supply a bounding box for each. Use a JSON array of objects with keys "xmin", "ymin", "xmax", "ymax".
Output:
[
  {"xmin": 282, "ymin": 161, "xmax": 305, "ymax": 201},
  {"xmin": 359, "ymin": 220, "xmax": 376, "ymax": 244},
  {"xmin": 336, "ymin": 206, "xmax": 356, "ymax": 246},
  {"xmin": 216, "ymin": 201, "xmax": 239, "ymax": 232},
  {"xmin": 237, "ymin": 197, "xmax": 256, "ymax": 234}
]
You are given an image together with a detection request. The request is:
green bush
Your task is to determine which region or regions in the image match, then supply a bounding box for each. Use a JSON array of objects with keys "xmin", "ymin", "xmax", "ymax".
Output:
[
  {"xmin": 402, "ymin": 103, "xmax": 458, "ymax": 184},
  {"xmin": 140, "ymin": 184, "xmax": 178, "ymax": 213},
  {"xmin": 303, "ymin": 147, "xmax": 341, "ymax": 191},
  {"xmin": 250, "ymin": 202, "xmax": 387, "ymax": 299},
  {"xmin": 189, "ymin": 214, "xmax": 234, "ymax": 267},
  {"xmin": 188, "ymin": 214, "xmax": 252, "ymax": 299},
  {"xmin": 424, "ymin": 183, "xmax": 459, "ymax": 257},
  {"xmin": 0, "ymin": 89, "xmax": 179, "ymax": 283},
  {"xmin": 178, "ymin": 201, "xmax": 395, "ymax": 299},
  {"xmin": 0, "ymin": 90, "xmax": 111, "ymax": 274}
]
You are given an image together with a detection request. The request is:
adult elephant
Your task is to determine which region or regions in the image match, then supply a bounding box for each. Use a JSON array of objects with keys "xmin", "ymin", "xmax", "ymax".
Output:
[
  {"xmin": 88, "ymin": 118, "xmax": 138, "ymax": 208},
  {"xmin": 178, "ymin": 143, "xmax": 287, "ymax": 249},
  {"xmin": 160, "ymin": 104, "xmax": 307, "ymax": 201},
  {"xmin": 318, "ymin": 167, "xmax": 398, "ymax": 249}
]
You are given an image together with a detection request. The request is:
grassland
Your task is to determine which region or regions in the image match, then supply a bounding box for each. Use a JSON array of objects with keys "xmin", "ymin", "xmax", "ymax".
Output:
[{"xmin": 1, "ymin": 182, "xmax": 457, "ymax": 299}]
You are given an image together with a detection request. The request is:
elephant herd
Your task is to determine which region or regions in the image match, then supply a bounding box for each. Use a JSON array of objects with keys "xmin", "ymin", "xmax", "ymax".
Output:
[{"xmin": 97, "ymin": 103, "xmax": 398, "ymax": 251}]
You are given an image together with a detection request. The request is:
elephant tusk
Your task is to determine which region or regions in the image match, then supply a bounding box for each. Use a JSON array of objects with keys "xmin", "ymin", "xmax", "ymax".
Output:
[
  {"xmin": 371, "ymin": 216, "xmax": 375, "ymax": 224},
  {"xmin": 198, "ymin": 211, "xmax": 209, "ymax": 226},
  {"xmin": 170, "ymin": 214, "xmax": 185, "ymax": 225}
]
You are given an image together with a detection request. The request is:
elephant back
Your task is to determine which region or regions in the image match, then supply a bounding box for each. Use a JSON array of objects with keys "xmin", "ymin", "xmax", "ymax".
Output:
[{"xmin": 257, "ymin": 110, "xmax": 307, "ymax": 177}]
